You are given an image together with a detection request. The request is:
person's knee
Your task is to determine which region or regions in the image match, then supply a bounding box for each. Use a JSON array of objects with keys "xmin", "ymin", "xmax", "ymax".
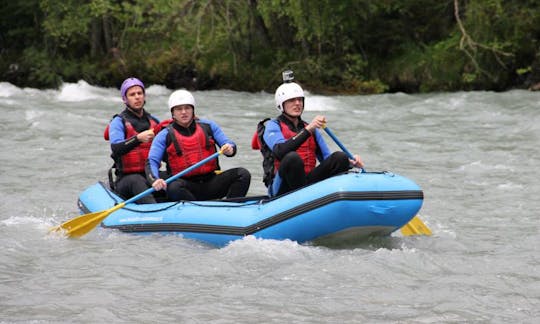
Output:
[
  {"xmin": 167, "ymin": 180, "xmax": 194, "ymax": 201},
  {"xmin": 225, "ymin": 168, "xmax": 251, "ymax": 198},
  {"xmin": 332, "ymin": 151, "xmax": 350, "ymax": 170},
  {"xmin": 237, "ymin": 167, "xmax": 251, "ymax": 182},
  {"xmin": 281, "ymin": 152, "xmax": 304, "ymax": 172}
]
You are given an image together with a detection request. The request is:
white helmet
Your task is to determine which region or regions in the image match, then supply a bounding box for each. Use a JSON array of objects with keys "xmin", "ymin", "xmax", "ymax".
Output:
[
  {"xmin": 274, "ymin": 82, "xmax": 304, "ymax": 112},
  {"xmin": 168, "ymin": 89, "xmax": 195, "ymax": 111}
]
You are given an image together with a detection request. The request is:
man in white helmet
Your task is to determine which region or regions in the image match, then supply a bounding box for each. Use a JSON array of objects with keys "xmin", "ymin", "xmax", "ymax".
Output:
[
  {"xmin": 258, "ymin": 79, "xmax": 364, "ymax": 196},
  {"xmin": 146, "ymin": 89, "xmax": 251, "ymax": 201}
]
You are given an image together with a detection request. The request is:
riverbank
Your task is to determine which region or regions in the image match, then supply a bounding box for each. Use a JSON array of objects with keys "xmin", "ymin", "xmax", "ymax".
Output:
[{"xmin": 3, "ymin": 1, "xmax": 540, "ymax": 95}]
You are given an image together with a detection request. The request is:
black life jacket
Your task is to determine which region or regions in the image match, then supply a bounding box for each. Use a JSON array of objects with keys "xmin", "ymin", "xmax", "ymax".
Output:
[{"xmin": 252, "ymin": 118, "xmax": 274, "ymax": 187}]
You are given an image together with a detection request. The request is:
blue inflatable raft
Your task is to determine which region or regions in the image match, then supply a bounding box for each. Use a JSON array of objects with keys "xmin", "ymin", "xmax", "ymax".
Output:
[{"xmin": 77, "ymin": 171, "xmax": 423, "ymax": 247}]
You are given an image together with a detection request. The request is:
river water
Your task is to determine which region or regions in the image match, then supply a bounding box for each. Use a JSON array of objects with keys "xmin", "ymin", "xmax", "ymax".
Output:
[{"xmin": 1, "ymin": 81, "xmax": 539, "ymax": 323}]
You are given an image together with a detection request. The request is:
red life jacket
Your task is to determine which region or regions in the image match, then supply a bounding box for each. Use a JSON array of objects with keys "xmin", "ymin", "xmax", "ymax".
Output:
[
  {"xmin": 251, "ymin": 131, "xmax": 261, "ymax": 150},
  {"xmin": 166, "ymin": 123, "xmax": 218, "ymax": 177},
  {"xmin": 120, "ymin": 118, "xmax": 159, "ymax": 173},
  {"xmin": 274, "ymin": 120, "xmax": 317, "ymax": 174}
]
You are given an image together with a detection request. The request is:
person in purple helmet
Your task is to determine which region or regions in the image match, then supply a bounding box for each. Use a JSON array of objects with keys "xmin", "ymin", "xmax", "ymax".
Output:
[{"xmin": 105, "ymin": 77, "xmax": 160, "ymax": 203}]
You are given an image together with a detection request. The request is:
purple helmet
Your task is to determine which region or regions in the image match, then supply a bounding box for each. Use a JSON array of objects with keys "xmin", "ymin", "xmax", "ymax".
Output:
[{"xmin": 120, "ymin": 77, "xmax": 145, "ymax": 102}]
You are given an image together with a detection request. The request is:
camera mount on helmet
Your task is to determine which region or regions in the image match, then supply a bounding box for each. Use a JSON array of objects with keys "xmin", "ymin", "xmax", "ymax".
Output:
[{"xmin": 282, "ymin": 70, "xmax": 294, "ymax": 83}]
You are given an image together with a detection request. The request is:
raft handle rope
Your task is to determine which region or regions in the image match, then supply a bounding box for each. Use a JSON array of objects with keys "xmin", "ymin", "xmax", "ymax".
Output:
[{"xmin": 101, "ymin": 182, "xmax": 267, "ymax": 212}]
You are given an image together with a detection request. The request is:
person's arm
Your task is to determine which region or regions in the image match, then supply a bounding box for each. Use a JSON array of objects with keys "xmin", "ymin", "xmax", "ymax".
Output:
[
  {"xmin": 263, "ymin": 120, "xmax": 311, "ymax": 160},
  {"xmin": 206, "ymin": 119, "xmax": 237, "ymax": 157},
  {"xmin": 109, "ymin": 117, "xmax": 141, "ymax": 158},
  {"xmin": 146, "ymin": 129, "xmax": 168, "ymax": 183},
  {"xmin": 313, "ymin": 129, "xmax": 332, "ymax": 161}
]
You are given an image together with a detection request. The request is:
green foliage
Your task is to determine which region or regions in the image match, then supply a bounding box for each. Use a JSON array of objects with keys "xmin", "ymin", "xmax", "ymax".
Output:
[
  {"xmin": 2, "ymin": 0, "xmax": 540, "ymax": 92},
  {"xmin": 0, "ymin": 0, "xmax": 44, "ymax": 50},
  {"xmin": 40, "ymin": 0, "xmax": 92, "ymax": 48},
  {"xmin": 21, "ymin": 47, "xmax": 63, "ymax": 88},
  {"xmin": 516, "ymin": 67, "xmax": 531, "ymax": 75}
]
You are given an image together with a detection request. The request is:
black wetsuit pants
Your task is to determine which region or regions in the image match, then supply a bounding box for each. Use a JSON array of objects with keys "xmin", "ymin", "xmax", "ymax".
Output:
[
  {"xmin": 275, "ymin": 151, "xmax": 350, "ymax": 196},
  {"xmin": 115, "ymin": 173, "xmax": 156, "ymax": 204},
  {"xmin": 166, "ymin": 167, "xmax": 251, "ymax": 201}
]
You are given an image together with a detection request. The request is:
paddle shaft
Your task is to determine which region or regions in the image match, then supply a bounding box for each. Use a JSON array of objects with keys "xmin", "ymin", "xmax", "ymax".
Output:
[
  {"xmin": 322, "ymin": 126, "xmax": 365, "ymax": 173},
  {"xmin": 323, "ymin": 126, "xmax": 353, "ymax": 158},
  {"xmin": 125, "ymin": 150, "xmax": 223, "ymax": 204}
]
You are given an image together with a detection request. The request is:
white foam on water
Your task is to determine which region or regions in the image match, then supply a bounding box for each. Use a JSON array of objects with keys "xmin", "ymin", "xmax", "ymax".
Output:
[
  {"xmin": 304, "ymin": 94, "xmax": 340, "ymax": 112},
  {"xmin": 0, "ymin": 82, "xmax": 24, "ymax": 97},
  {"xmin": 56, "ymin": 80, "xmax": 118, "ymax": 102}
]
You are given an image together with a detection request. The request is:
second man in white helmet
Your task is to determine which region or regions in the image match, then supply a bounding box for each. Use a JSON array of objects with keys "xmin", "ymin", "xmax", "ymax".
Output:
[{"xmin": 256, "ymin": 79, "xmax": 364, "ymax": 196}]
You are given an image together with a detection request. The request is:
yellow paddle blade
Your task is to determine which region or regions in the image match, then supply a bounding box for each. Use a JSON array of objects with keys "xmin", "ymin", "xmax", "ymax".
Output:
[
  {"xmin": 49, "ymin": 203, "xmax": 126, "ymax": 238},
  {"xmin": 400, "ymin": 215, "xmax": 432, "ymax": 236}
]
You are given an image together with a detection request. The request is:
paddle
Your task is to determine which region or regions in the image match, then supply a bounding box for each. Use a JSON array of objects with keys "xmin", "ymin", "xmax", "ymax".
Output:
[
  {"xmin": 322, "ymin": 125, "xmax": 365, "ymax": 173},
  {"xmin": 322, "ymin": 126, "xmax": 431, "ymax": 236},
  {"xmin": 399, "ymin": 215, "xmax": 433, "ymax": 236},
  {"xmin": 50, "ymin": 150, "xmax": 223, "ymax": 238}
]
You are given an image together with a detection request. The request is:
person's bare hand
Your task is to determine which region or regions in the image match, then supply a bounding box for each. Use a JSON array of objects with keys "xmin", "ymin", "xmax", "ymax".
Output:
[
  {"xmin": 349, "ymin": 154, "xmax": 364, "ymax": 168},
  {"xmin": 152, "ymin": 178, "xmax": 167, "ymax": 191},
  {"xmin": 306, "ymin": 115, "xmax": 326, "ymax": 132},
  {"xmin": 220, "ymin": 143, "xmax": 234, "ymax": 156},
  {"xmin": 137, "ymin": 129, "xmax": 155, "ymax": 143}
]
